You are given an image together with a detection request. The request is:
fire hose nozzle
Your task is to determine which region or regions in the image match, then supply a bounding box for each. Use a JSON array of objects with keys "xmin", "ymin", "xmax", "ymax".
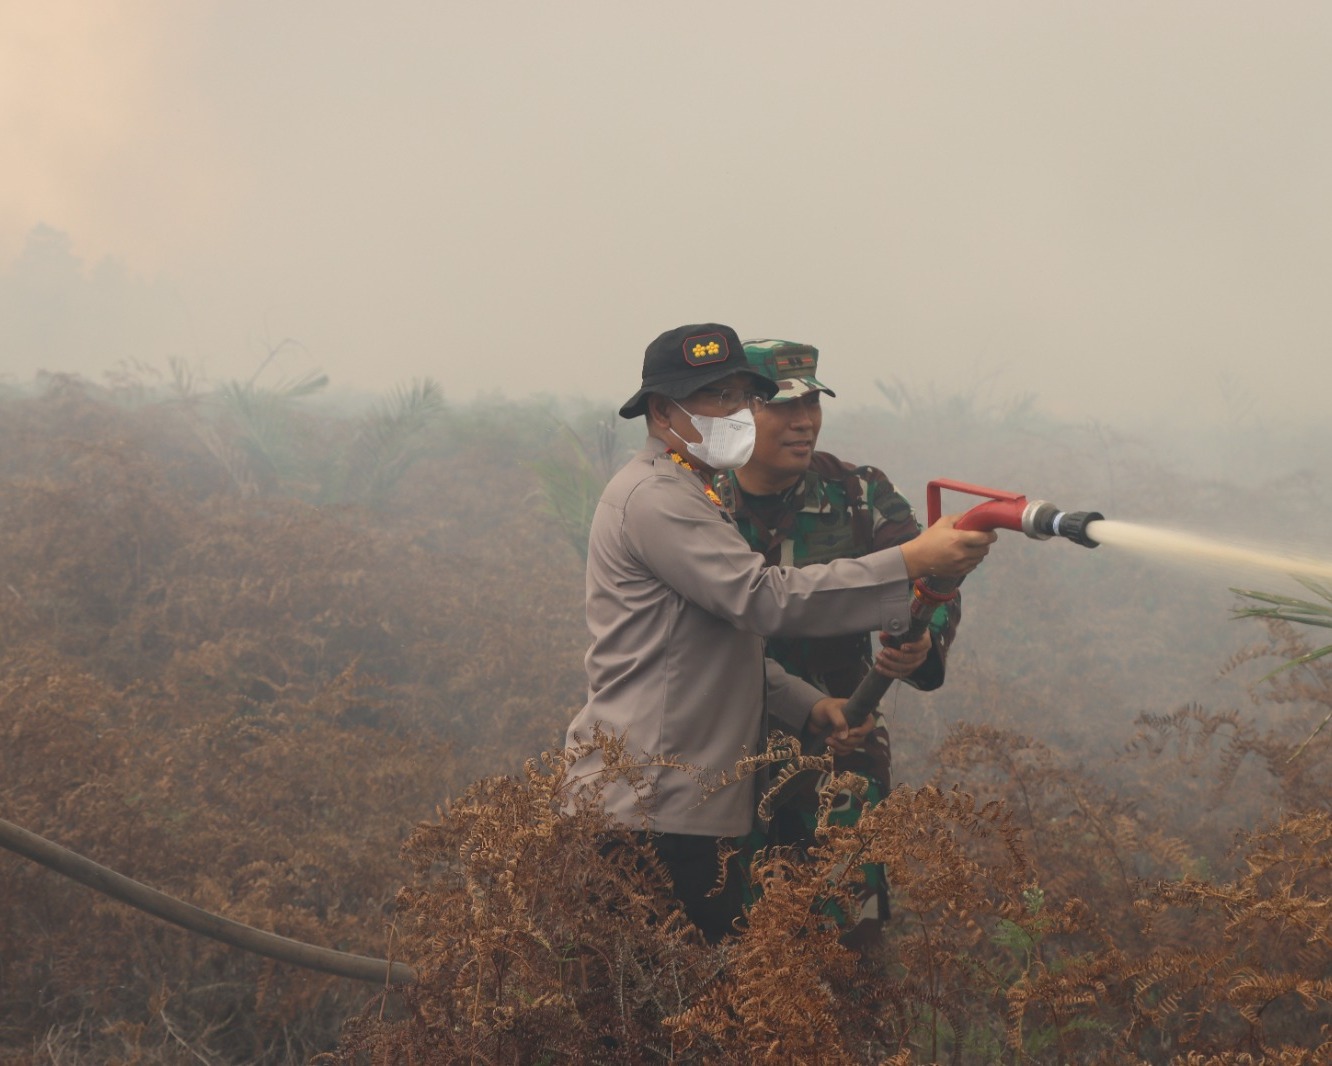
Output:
[
  {"xmin": 927, "ymin": 481, "xmax": 1105, "ymax": 548},
  {"xmin": 1023, "ymin": 501, "xmax": 1104, "ymax": 548}
]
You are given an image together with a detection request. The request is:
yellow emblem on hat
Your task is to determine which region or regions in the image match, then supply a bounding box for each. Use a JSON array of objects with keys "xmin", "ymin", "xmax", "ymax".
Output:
[{"xmin": 683, "ymin": 331, "xmax": 728, "ymax": 365}]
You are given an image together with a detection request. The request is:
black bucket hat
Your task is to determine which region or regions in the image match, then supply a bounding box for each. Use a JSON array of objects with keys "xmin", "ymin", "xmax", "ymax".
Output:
[{"xmin": 618, "ymin": 323, "xmax": 778, "ymax": 419}]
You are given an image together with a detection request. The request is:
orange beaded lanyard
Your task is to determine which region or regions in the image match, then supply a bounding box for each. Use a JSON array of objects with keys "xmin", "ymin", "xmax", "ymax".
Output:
[{"xmin": 666, "ymin": 448, "xmax": 725, "ymax": 509}]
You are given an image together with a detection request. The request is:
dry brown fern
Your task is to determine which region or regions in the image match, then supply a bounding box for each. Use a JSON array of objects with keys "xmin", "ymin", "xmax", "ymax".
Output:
[
  {"xmin": 1133, "ymin": 811, "xmax": 1332, "ymax": 1056},
  {"xmin": 325, "ymin": 744, "xmax": 713, "ymax": 1064}
]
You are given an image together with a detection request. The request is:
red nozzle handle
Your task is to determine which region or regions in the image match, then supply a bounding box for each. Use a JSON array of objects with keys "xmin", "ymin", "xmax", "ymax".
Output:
[{"xmin": 927, "ymin": 478, "xmax": 1028, "ymax": 530}]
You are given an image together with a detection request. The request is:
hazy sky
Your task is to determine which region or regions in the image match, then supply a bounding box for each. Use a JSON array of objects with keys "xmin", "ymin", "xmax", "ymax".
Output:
[{"xmin": 4, "ymin": 1, "xmax": 1330, "ymax": 429}]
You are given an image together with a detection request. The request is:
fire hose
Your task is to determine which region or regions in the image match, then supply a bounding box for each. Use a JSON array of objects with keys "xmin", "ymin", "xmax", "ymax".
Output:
[
  {"xmin": 839, "ymin": 479, "xmax": 1104, "ymax": 729},
  {"xmin": 0, "ymin": 814, "xmax": 414, "ymax": 986}
]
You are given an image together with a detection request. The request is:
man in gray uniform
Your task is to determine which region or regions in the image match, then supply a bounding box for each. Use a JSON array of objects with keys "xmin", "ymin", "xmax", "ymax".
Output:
[{"xmin": 564, "ymin": 322, "xmax": 994, "ymax": 942}]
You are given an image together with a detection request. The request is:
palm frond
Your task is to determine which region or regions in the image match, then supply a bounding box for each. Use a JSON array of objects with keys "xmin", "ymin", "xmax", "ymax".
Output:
[
  {"xmin": 337, "ymin": 378, "xmax": 447, "ymax": 504},
  {"xmin": 528, "ymin": 418, "xmax": 623, "ymax": 561},
  {"xmin": 1231, "ymin": 583, "xmax": 1332, "ymax": 679},
  {"xmin": 213, "ymin": 371, "xmax": 329, "ymax": 488}
]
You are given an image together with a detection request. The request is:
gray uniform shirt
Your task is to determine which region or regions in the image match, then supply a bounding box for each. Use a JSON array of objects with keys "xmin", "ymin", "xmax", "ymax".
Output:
[{"xmin": 565, "ymin": 439, "xmax": 915, "ymax": 836}]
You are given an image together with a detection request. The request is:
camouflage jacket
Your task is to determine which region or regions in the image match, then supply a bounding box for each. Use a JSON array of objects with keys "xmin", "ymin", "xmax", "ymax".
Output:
[{"xmin": 716, "ymin": 452, "xmax": 960, "ymax": 698}]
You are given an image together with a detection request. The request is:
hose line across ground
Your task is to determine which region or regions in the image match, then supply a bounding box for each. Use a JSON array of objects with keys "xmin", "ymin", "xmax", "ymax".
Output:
[{"xmin": 0, "ymin": 815, "xmax": 414, "ymax": 986}]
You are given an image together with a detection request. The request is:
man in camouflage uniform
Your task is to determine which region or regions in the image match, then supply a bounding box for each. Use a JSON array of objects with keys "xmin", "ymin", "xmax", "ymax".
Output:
[{"xmin": 715, "ymin": 339, "xmax": 962, "ymax": 951}]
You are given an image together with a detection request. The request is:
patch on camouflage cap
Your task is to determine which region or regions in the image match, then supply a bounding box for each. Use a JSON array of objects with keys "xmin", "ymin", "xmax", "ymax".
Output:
[
  {"xmin": 741, "ymin": 339, "xmax": 836, "ymax": 401},
  {"xmin": 683, "ymin": 331, "xmax": 729, "ymax": 366}
]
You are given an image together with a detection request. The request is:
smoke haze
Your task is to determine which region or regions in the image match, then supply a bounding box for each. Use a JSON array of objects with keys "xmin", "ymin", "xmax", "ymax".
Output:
[
  {"xmin": 7, "ymin": 12, "xmax": 1332, "ymax": 1051},
  {"xmin": 4, "ymin": 1, "xmax": 1331, "ymax": 433}
]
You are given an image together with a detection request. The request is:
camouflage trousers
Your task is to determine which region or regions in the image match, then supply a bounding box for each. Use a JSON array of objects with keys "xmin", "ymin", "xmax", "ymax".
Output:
[{"xmin": 739, "ymin": 722, "xmax": 892, "ymax": 946}]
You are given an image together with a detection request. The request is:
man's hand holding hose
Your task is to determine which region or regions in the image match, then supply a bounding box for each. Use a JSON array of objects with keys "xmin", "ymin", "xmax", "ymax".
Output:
[
  {"xmin": 874, "ymin": 630, "xmax": 932, "ymax": 679},
  {"xmin": 806, "ymin": 515, "xmax": 995, "ymax": 755},
  {"xmin": 897, "ymin": 512, "xmax": 997, "ymax": 581},
  {"xmin": 820, "ymin": 514, "xmax": 995, "ymax": 739},
  {"xmin": 808, "ymin": 696, "xmax": 877, "ymax": 757}
]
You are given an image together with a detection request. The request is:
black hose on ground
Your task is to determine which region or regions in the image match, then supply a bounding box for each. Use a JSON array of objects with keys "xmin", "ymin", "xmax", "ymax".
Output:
[{"xmin": 0, "ymin": 815, "xmax": 414, "ymax": 986}]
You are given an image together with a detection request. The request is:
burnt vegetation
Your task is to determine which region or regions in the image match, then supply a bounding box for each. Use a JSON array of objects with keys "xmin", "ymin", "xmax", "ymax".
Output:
[{"xmin": 1, "ymin": 369, "xmax": 1330, "ymax": 1063}]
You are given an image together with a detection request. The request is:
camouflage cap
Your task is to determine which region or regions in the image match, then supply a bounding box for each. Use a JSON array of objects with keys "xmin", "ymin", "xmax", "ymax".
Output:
[
  {"xmin": 740, "ymin": 339, "xmax": 836, "ymax": 402},
  {"xmin": 618, "ymin": 323, "xmax": 777, "ymax": 419}
]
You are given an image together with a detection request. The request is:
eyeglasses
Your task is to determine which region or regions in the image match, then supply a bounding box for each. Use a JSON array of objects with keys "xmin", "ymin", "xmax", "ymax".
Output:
[{"xmin": 693, "ymin": 386, "xmax": 766, "ymax": 413}]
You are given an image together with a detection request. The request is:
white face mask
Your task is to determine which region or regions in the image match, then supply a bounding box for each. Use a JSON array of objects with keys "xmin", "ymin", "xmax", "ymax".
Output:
[{"xmin": 671, "ymin": 401, "xmax": 757, "ymax": 470}]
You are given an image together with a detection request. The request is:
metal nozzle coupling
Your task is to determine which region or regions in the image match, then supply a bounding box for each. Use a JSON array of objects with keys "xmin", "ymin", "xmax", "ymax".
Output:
[{"xmin": 1021, "ymin": 501, "xmax": 1104, "ymax": 548}]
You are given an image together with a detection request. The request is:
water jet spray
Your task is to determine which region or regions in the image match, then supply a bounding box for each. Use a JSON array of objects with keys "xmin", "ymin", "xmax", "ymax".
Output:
[{"xmin": 839, "ymin": 478, "xmax": 1104, "ymax": 729}]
